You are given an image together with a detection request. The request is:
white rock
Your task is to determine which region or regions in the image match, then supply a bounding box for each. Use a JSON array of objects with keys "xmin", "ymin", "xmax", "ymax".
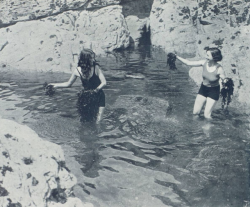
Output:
[
  {"xmin": 0, "ymin": 118, "xmax": 91, "ymax": 207},
  {"xmin": 125, "ymin": 15, "xmax": 149, "ymax": 46},
  {"xmin": 0, "ymin": 0, "xmax": 121, "ymax": 24},
  {"xmin": 48, "ymin": 197, "xmax": 94, "ymax": 207},
  {"xmin": 150, "ymin": 0, "xmax": 197, "ymax": 54},
  {"xmin": 0, "ymin": 6, "xmax": 130, "ymax": 73},
  {"xmin": 149, "ymin": 0, "xmax": 250, "ymax": 104}
]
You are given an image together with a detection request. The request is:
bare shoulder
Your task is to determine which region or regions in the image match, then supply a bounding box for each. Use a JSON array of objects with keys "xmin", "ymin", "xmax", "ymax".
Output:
[
  {"xmin": 217, "ymin": 64, "xmax": 223, "ymax": 71},
  {"xmin": 95, "ymin": 64, "xmax": 101, "ymax": 70},
  {"xmin": 95, "ymin": 64, "xmax": 102, "ymax": 74},
  {"xmin": 73, "ymin": 67, "xmax": 81, "ymax": 77}
]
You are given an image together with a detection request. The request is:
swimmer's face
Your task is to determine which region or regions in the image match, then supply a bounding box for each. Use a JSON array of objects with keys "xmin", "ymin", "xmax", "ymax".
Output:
[
  {"xmin": 79, "ymin": 59, "xmax": 93, "ymax": 70},
  {"xmin": 79, "ymin": 60, "xmax": 87, "ymax": 68},
  {"xmin": 206, "ymin": 51, "xmax": 213, "ymax": 60}
]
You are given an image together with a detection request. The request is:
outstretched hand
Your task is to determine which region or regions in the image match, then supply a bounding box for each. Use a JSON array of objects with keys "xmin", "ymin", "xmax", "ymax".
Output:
[
  {"xmin": 43, "ymin": 82, "xmax": 55, "ymax": 96},
  {"xmin": 167, "ymin": 53, "xmax": 177, "ymax": 70}
]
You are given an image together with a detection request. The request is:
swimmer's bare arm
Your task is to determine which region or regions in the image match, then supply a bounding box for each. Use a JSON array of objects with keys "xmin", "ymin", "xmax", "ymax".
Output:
[
  {"xmin": 50, "ymin": 69, "xmax": 78, "ymax": 88},
  {"xmin": 176, "ymin": 55, "xmax": 205, "ymax": 67},
  {"xmin": 94, "ymin": 66, "xmax": 107, "ymax": 93},
  {"xmin": 218, "ymin": 67, "xmax": 226, "ymax": 81},
  {"xmin": 218, "ymin": 66, "xmax": 227, "ymax": 87}
]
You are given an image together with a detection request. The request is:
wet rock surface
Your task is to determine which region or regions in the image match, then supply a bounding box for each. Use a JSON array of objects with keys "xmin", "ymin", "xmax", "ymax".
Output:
[
  {"xmin": 0, "ymin": 5, "xmax": 130, "ymax": 72},
  {"xmin": 125, "ymin": 16, "xmax": 149, "ymax": 47},
  {"xmin": 0, "ymin": 119, "xmax": 92, "ymax": 207},
  {"xmin": 149, "ymin": 0, "xmax": 250, "ymax": 105},
  {"xmin": 0, "ymin": 0, "xmax": 121, "ymax": 26},
  {"xmin": 150, "ymin": 0, "xmax": 198, "ymax": 54},
  {"xmin": 0, "ymin": 55, "xmax": 249, "ymax": 206}
]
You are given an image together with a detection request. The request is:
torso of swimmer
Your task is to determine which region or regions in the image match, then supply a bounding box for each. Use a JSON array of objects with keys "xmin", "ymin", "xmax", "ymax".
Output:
[
  {"xmin": 50, "ymin": 48, "xmax": 106, "ymax": 93},
  {"xmin": 76, "ymin": 63, "xmax": 104, "ymax": 91},
  {"xmin": 175, "ymin": 48, "xmax": 226, "ymax": 84},
  {"xmin": 49, "ymin": 48, "xmax": 107, "ymax": 123},
  {"xmin": 172, "ymin": 47, "xmax": 227, "ymax": 119},
  {"xmin": 202, "ymin": 60, "xmax": 221, "ymax": 87}
]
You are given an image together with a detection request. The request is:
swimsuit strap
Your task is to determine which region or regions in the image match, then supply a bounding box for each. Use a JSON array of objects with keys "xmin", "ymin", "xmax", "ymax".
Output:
[
  {"xmin": 205, "ymin": 60, "xmax": 220, "ymax": 73},
  {"xmin": 216, "ymin": 64, "xmax": 221, "ymax": 70},
  {"xmin": 93, "ymin": 62, "xmax": 96, "ymax": 76},
  {"xmin": 77, "ymin": 62, "xmax": 98, "ymax": 80},
  {"xmin": 76, "ymin": 67, "xmax": 84, "ymax": 80}
]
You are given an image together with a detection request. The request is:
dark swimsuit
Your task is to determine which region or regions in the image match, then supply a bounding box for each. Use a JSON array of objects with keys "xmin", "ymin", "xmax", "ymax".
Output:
[
  {"xmin": 77, "ymin": 64, "xmax": 105, "ymax": 107},
  {"xmin": 198, "ymin": 61, "xmax": 220, "ymax": 101}
]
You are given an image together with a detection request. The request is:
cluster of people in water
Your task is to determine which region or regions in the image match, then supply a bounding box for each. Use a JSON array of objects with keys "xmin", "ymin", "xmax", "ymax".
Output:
[{"xmin": 48, "ymin": 47, "xmax": 232, "ymax": 123}]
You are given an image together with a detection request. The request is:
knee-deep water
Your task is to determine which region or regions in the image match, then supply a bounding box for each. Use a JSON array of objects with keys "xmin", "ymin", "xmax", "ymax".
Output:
[{"xmin": 0, "ymin": 46, "xmax": 249, "ymax": 207}]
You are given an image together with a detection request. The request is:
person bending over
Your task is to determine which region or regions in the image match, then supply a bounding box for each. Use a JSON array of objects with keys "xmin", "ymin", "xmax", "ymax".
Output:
[{"xmin": 49, "ymin": 48, "xmax": 106, "ymax": 123}]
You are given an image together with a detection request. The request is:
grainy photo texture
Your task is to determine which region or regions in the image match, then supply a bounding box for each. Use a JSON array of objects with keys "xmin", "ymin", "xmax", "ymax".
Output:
[{"xmin": 0, "ymin": 0, "xmax": 250, "ymax": 207}]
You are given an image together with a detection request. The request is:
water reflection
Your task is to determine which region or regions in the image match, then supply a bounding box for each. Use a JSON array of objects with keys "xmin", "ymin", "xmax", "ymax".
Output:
[{"xmin": 0, "ymin": 46, "xmax": 249, "ymax": 207}]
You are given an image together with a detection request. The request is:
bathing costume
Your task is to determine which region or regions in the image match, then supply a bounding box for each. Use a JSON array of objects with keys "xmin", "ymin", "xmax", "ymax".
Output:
[
  {"xmin": 198, "ymin": 61, "xmax": 220, "ymax": 101},
  {"xmin": 77, "ymin": 64, "xmax": 105, "ymax": 107}
]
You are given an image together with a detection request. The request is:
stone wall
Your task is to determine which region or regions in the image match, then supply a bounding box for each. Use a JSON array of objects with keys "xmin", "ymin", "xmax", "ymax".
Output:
[
  {"xmin": 0, "ymin": 118, "xmax": 93, "ymax": 207},
  {"xmin": 150, "ymin": 0, "xmax": 250, "ymax": 104}
]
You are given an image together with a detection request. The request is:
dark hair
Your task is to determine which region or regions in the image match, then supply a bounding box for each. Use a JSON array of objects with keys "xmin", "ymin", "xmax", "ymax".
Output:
[
  {"xmin": 78, "ymin": 48, "xmax": 96, "ymax": 76},
  {"xmin": 207, "ymin": 47, "xmax": 223, "ymax": 61}
]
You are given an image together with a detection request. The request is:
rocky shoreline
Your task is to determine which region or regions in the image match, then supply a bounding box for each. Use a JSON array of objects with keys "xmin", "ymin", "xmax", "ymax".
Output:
[
  {"xmin": 0, "ymin": 0, "xmax": 249, "ymax": 104},
  {"xmin": 0, "ymin": 1, "xmax": 249, "ymax": 204},
  {"xmin": 0, "ymin": 118, "xmax": 93, "ymax": 207}
]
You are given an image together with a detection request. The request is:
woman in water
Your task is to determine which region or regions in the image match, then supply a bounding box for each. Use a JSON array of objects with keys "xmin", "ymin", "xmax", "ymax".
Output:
[
  {"xmin": 49, "ymin": 48, "xmax": 106, "ymax": 123},
  {"xmin": 175, "ymin": 47, "xmax": 226, "ymax": 119}
]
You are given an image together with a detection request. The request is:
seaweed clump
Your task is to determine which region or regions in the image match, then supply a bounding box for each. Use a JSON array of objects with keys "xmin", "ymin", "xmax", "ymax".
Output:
[
  {"xmin": 221, "ymin": 78, "xmax": 234, "ymax": 109},
  {"xmin": 76, "ymin": 90, "xmax": 99, "ymax": 122},
  {"xmin": 43, "ymin": 82, "xmax": 55, "ymax": 96},
  {"xmin": 167, "ymin": 53, "xmax": 177, "ymax": 70}
]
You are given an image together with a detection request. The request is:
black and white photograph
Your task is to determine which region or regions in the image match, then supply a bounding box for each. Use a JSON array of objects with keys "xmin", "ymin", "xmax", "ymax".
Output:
[{"xmin": 0, "ymin": 0, "xmax": 249, "ymax": 206}]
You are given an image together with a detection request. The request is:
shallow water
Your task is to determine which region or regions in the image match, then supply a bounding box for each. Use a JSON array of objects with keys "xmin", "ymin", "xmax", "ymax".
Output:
[{"xmin": 0, "ymin": 46, "xmax": 249, "ymax": 207}]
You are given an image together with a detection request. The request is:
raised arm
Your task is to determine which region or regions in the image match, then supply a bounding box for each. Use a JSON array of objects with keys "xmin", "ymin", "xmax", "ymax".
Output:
[
  {"xmin": 176, "ymin": 55, "xmax": 205, "ymax": 67},
  {"xmin": 50, "ymin": 69, "xmax": 78, "ymax": 88},
  {"xmin": 94, "ymin": 66, "xmax": 107, "ymax": 92}
]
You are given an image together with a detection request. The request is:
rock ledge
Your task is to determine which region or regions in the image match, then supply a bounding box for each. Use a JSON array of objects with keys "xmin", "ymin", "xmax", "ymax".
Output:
[{"xmin": 0, "ymin": 119, "xmax": 92, "ymax": 207}]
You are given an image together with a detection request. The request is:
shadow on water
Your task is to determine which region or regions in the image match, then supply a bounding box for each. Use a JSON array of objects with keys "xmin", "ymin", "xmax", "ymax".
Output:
[{"xmin": 0, "ymin": 45, "xmax": 250, "ymax": 207}]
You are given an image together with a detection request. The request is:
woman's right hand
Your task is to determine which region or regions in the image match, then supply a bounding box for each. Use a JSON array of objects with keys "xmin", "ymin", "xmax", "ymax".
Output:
[
  {"xmin": 48, "ymin": 83, "xmax": 57, "ymax": 88},
  {"xmin": 44, "ymin": 83, "xmax": 56, "ymax": 96}
]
